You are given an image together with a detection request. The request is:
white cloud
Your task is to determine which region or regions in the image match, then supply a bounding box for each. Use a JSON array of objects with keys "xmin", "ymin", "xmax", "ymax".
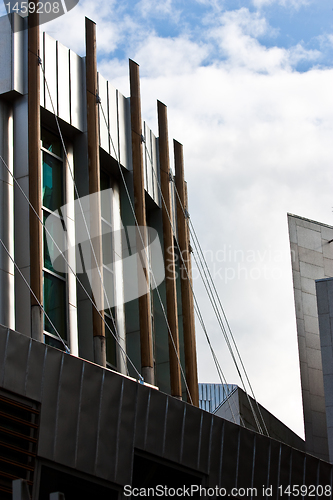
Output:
[
  {"xmin": 136, "ymin": 0, "xmax": 178, "ymax": 20},
  {"xmin": 252, "ymin": 0, "xmax": 310, "ymax": 8},
  {"xmin": 125, "ymin": 37, "xmax": 333, "ymax": 437},
  {"xmin": 37, "ymin": 0, "xmax": 332, "ymax": 438},
  {"xmin": 207, "ymin": 8, "xmax": 319, "ymax": 73}
]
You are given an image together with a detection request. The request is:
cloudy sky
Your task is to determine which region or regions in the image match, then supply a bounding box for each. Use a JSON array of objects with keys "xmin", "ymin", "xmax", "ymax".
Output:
[{"xmin": 3, "ymin": 0, "xmax": 333, "ymax": 437}]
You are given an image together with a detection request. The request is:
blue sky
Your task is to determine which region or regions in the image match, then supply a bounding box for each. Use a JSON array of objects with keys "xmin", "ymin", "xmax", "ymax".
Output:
[
  {"xmin": 1, "ymin": 0, "xmax": 333, "ymax": 437},
  {"xmin": 104, "ymin": 0, "xmax": 333, "ymax": 71}
]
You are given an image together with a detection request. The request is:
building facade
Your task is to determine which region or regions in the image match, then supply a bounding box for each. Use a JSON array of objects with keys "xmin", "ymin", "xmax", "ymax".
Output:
[
  {"xmin": 0, "ymin": 11, "xmax": 199, "ymax": 405},
  {"xmin": 0, "ymin": 11, "xmax": 332, "ymax": 499},
  {"xmin": 288, "ymin": 213, "xmax": 333, "ymax": 462}
]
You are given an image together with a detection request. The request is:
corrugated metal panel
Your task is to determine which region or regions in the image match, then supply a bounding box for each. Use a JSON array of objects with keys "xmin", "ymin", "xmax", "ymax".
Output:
[
  {"xmin": 70, "ymin": 51, "xmax": 84, "ymax": 131},
  {"xmin": 24, "ymin": 340, "xmax": 46, "ymax": 402},
  {"xmin": 181, "ymin": 405, "xmax": 203, "ymax": 471},
  {"xmin": 252, "ymin": 434, "xmax": 270, "ymax": 489},
  {"xmin": 142, "ymin": 122, "xmax": 161, "ymax": 206},
  {"xmin": 108, "ymin": 83, "xmax": 119, "ymax": 161},
  {"xmin": 115, "ymin": 375, "xmax": 137, "ymax": 485},
  {"xmin": 75, "ymin": 362, "xmax": 104, "ymax": 473},
  {"xmin": 143, "ymin": 122, "xmax": 148, "ymax": 191},
  {"xmin": 237, "ymin": 427, "xmax": 255, "ymax": 490},
  {"xmin": 2, "ymin": 328, "xmax": 31, "ymax": 396},
  {"xmin": 268, "ymin": 439, "xmax": 281, "ymax": 494},
  {"xmin": 0, "ymin": 14, "xmax": 25, "ymax": 96},
  {"xmin": 94, "ymin": 372, "xmax": 124, "ymax": 481},
  {"xmin": 0, "ymin": 16, "xmax": 12, "ymax": 95},
  {"xmin": 43, "ymin": 33, "xmax": 57, "ymax": 114},
  {"xmin": 98, "ymin": 73, "xmax": 109, "ymax": 153},
  {"xmin": 207, "ymin": 415, "xmax": 224, "ymax": 487},
  {"xmin": 57, "ymin": 42, "xmax": 70, "ymax": 124},
  {"xmin": 39, "ymin": 32, "xmax": 44, "ymax": 107},
  {"xmin": 151, "ymin": 134, "xmax": 160, "ymax": 206},
  {"xmin": 163, "ymin": 395, "xmax": 186, "ymax": 464},
  {"xmin": 220, "ymin": 420, "xmax": 239, "ymax": 489},
  {"xmin": 118, "ymin": 93, "xmax": 132, "ymax": 170},
  {"xmin": 12, "ymin": 15, "xmax": 26, "ymax": 95},
  {"xmin": 37, "ymin": 347, "xmax": 64, "ymax": 459},
  {"xmin": 145, "ymin": 388, "xmax": 168, "ymax": 457},
  {"xmin": 53, "ymin": 354, "xmax": 83, "ymax": 467},
  {"xmin": 0, "ymin": 326, "xmax": 332, "ymax": 493}
]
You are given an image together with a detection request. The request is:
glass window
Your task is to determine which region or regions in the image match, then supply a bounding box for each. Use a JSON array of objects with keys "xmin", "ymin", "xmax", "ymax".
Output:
[
  {"xmin": 42, "ymin": 152, "xmax": 64, "ymax": 211},
  {"xmin": 42, "ymin": 129, "xmax": 62, "ymax": 158},
  {"xmin": 43, "ymin": 212, "xmax": 65, "ymax": 276},
  {"xmin": 43, "ymin": 272, "xmax": 67, "ymax": 341},
  {"xmin": 42, "ymin": 127, "xmax": 67, "ymax": 348}
]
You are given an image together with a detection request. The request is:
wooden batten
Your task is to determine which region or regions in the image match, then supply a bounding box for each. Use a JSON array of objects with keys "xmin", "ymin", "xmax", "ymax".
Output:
[
  {"xmin": 28, "ymin": 8, "xmax": 43, "ymax": 341},
  {"xmin": 157, "ymin": 101, "xmax": 182, "ymax": 399},
  {"xmin": 129, "ymin": 59, "xmax": 154, "ymax": 385},
  {"xmin": 85, "ymin": 17, "xmax": 106, "ymax": 366},
  {"xmin": 174, "ymin": 140, "xmax": 199, "ymax": 406}
]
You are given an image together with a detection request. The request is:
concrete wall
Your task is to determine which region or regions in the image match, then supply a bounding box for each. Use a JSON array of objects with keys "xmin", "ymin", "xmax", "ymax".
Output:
[
  {"xmin": 315, "ymin": 277, "xmax": 333, "ymax": 463},
  {"xmin": 215, "ymin": 387, "xmax": 306, "ymax": 452},
  {"xmin": 288, "ymin": 213, "xmax": 333, "ymax": 461}
]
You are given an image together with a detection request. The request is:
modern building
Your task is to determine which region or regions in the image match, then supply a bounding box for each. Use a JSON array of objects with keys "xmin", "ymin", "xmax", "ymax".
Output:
[
  {"xmin": 288, "ymin": 213, "xmax": 333, "ymax": 463},
  {"xmin": 213, "ymin": 386, "xmax": 306, "ymax": 452},
  {"xmin": 0, "ymin": 10, "xmax": 199, "ymax": 405},
  {"xmin": 0, "ymin": 11, "xmax": 332, "ymax": 499},
  {"xmin": 198, "ymin": 383, "xmax": 237, "ymax": 413}
]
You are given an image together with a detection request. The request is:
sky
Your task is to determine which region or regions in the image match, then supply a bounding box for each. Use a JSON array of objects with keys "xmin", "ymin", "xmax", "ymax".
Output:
[{"xmin": 2, "ymin": 0, "xmax": 333, "ymax": 438}]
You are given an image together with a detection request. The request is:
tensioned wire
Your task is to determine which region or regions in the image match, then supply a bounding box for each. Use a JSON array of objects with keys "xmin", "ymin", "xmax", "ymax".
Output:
[
  {"xmin": 0, "ymin": 153, "xmax": 143, "ymax": 381},
  {"xmin": 173, "ymin": 180, "xmax": 266, "ymax": 435},
  {"xmin": 172, "ymin": 179, "xmax": 269, "ymax": 436},
  {"xmin": 187, "ymin": 214, "xmax": 269, "ymax": 436},
  {"xmin": 41, "ymin": 51, "xmax": 256, "ymax": 417},
  {"xmin": 0, "ymin": 235, "xmax": 70, "ymax": 353},
  {"xmin": 191, "ymin": 240, "xmax": 263, "ymax": 433},
  {"xmin": 42, "ymin": 55, "xmax": 192, "ymax": 399},
  {"xmin": 143, "ymin": 143, "xmax": 239, "ymax": 424},
  {"xmin": 39, "ymin": 58, "xmax": 133, "ymax": 378},
  {"xmin": 98, "ymin": 101, "xmax": 194, "ymax": 405},
  {"xmin": 143, "ymin": 138, "xmax": 263, "ymax": 432}
]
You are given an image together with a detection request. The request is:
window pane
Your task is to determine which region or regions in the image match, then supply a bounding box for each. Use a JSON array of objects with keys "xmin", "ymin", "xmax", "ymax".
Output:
[
  {"xmin": 102, "ymin": 221, "xmax": 113, "ymax": 267},
  {"xmin": 42, "ymin": 129, "xmax": 62, "ymax": 157},
  {"xmin": 44, "ymin": 334, "xmax": 66, "ymax": 352},
  {"xmin": 43, "ymin": 152, "xmax": 63, "ymax": 211},
  {"xmin": 43, "ymin": 212, "xmax": 65, "ymax": 276},
  {"xmin": 43, "ymin": 272, "xmax": 67, "ymax": 341},
  {"xmin": 100, "ymin": 174, "xmax": 113, "ymax": 223},
  {"xmin": 105, "ymin": 314, "xmax": 116, "ymax": 368}
]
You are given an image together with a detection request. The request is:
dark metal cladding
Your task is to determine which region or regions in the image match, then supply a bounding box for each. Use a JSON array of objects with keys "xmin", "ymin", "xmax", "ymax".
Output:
[{"xmin": 0, "ymin": 326, "xmax": 331, "ymax": 497}]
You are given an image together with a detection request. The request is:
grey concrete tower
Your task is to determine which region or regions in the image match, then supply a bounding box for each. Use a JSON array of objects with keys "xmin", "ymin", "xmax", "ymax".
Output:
[{"xmin": 288, "ymin": 213, "xmax": 333, "ymax": 461}]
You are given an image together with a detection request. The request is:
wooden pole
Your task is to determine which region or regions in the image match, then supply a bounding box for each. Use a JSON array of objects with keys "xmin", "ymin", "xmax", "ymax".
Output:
[
  {"xmin": 85, "ymin": 17, "xmax": 106, "ymax": 367},
  {"xmin": 28, "ymin": 6, "xmax": 43, "ymax": 341},
  {"xmin": 174, "ymin": 140, "xmax": 199, "ymax": 406},
  {"xmin": 129, "ymin": 59, "xmax": 154, "ymax": 385},
  {"xmin": 157, "ymin": 101, "xmax": 182, "ymax": 399}
]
